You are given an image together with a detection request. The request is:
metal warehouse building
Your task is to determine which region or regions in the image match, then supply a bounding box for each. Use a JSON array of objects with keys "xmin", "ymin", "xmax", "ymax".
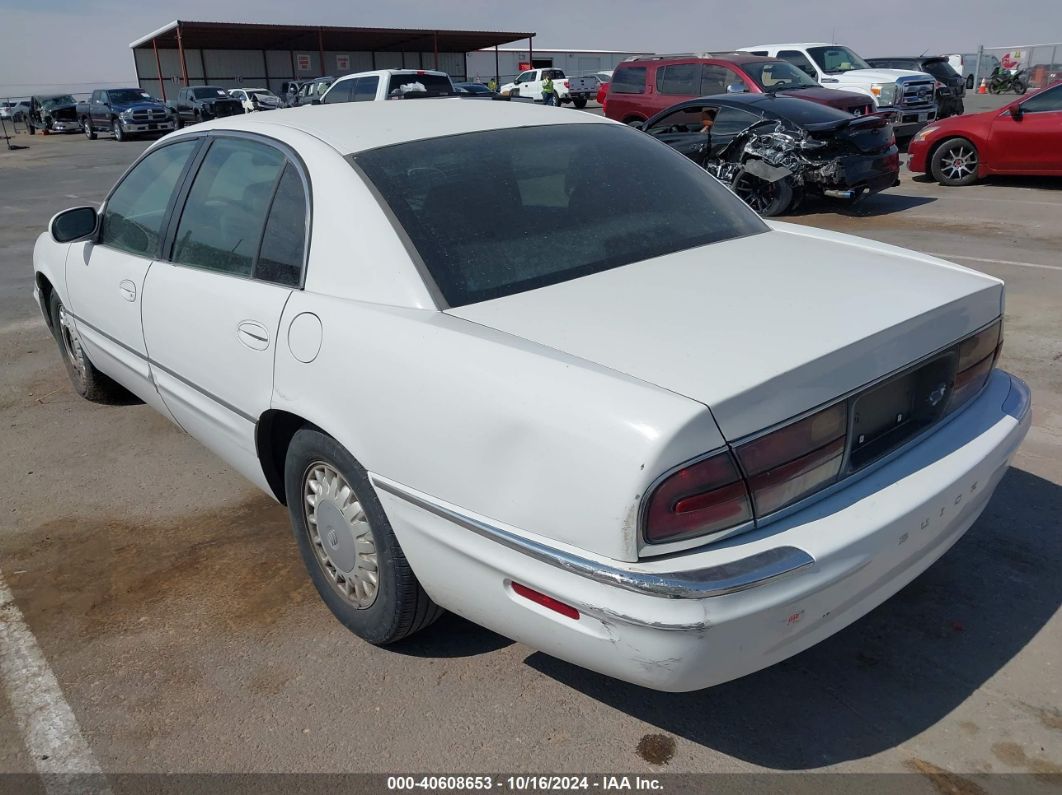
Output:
[{"xmin": 129, "ymin": 20, "xmax": 535, "ymax": 101}]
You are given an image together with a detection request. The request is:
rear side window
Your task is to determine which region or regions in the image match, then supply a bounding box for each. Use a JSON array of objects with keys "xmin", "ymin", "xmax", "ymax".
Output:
[
  {"xmin": 255, "ymin": 164, "xmax": 308, "ymax": 286},
  {"xmin": 172, "ymin": 138, "xmax": 286, "ymax": 277},
  {"xmin": 656, "ymin": 64, "xmax": 700, "ymax": 95},
  {"xmin": 923, "ymin": 60, "xmax": 960, "ymax": 81},
  {"xmin": 353, "ymin": 124, "xmax": 765, "ymax": 307},
  {"xmin": 611, "ymin": 66, "xmax": 647, "ymax": 94},
  {"xmin": 323, "ymin": 79, "xmax": 353, "ymax": 103},
  {"xmin": 354, "ymin": 76, "xmax": 379, "ymax": 101},
  {"xmin": 101, "ymin": 141, "xmax": 198, "ymax": 258},
  {"xmin": 387, "ymin": 73, "xmax": 453, "ymax": 97}
]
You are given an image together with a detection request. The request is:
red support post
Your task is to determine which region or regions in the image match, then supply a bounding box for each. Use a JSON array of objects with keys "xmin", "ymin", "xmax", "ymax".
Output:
[
  {"xmin": 176, "ymin": 23, "xmax": 189, "ymax": 86},
  {"xmin": 152, "ymin": 37, "xmax": 166, "ymax": 101}
]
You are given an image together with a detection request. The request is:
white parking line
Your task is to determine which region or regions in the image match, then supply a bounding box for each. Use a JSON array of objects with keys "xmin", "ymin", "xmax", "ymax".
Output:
[
  {"xmin": 930, "ymin": 253, "xmax": 1062, "ymax": 273},
  {"xmin": 0, "ymin": 572, "xmax": 110, "ymax": 794}
]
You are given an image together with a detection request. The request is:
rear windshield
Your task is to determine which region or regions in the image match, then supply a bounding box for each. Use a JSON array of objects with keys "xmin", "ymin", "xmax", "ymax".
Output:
[
  {"xmin": 923, "ymin": 60, "xmax": 960, "ymax": 81},
  {"xmin": 611, "ymin": 66, "xmax": 647, "ymax": 94},
  {"xmin": 387, "ymin": 73, "xmax": 454, "ymax": 97},
  {"xmin": 352, "ymin": 124, "xmax": 765, "ymax": 307}
]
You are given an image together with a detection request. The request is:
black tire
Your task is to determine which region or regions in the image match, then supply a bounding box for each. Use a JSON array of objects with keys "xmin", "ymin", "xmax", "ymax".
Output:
[
  {"xmin": 1014, "ymin": 80, "xmax": 1027, "ymax": 95},
  {"xmin": 47, "ymin": 292, "xmax": 131, "ymax": 403},
  {"xmin": 954, "ymin": 98, "xmax": 965, "ymax": 116},
  {"xmin": 193, "ymin": 109, "xmax": 202, "ymax": 124},
  {"xmin": 930, "ymin": 137, "xmax": 980, "ymax": 186},
  {"xmin": 174, "ymin": 113, "xmax": 184, "ymax": 129},
  {"xmin": 82, "ymin": 117, "xmax": 96, "ymax": 140},
  {"xmin": 573, "ymin": 98, "xmax": 588, "ymax": 109},
  {"xmin": 732, "ymin": 171, "xmax": 794, "ymax": 216},
  {"xmin": 285, "ymin": 428, "xmax": 444, "ymax": 645},
  {"xmin": 966, "ymin": 74, "xmax": 974, "ymax": 90},
  {"xmin": 112, "ymin": 118, "xmax": 125, "ymax": 142}
]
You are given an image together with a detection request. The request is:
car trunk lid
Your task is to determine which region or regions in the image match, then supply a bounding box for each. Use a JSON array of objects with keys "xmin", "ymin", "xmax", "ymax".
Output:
[{"xmin": 446, "ymin": 223, "xmax": 1003, "ymax": 441}]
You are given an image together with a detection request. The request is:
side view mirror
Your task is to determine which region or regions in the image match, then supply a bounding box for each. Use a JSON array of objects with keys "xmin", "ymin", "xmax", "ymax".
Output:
[
  {"xmin": 50, "ymin": 206, "xmax": 98, "ymax": 244},
  {"xmin": 726, "ymin": 83, "xmax": 748, "ymax": 94},
  {"xmin": 1009, "ymin": 104, "xmax": 1023, "ymax": 120}
]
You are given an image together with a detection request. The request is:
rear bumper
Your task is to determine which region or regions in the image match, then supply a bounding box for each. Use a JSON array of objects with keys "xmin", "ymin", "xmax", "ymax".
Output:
[
  {"xmin": 833, "ymin": 150, "xmax": 900, "ymax": 194},
  {"xmin": 374, "ymin": 370, "xmax": 1030, "ymax": 691}
]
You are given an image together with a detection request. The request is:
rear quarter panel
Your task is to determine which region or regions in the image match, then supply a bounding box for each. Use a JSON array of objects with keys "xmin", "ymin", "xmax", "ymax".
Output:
[{"xmin": 271, "ymin": 292, "xmax": 725, "ymax": 562}]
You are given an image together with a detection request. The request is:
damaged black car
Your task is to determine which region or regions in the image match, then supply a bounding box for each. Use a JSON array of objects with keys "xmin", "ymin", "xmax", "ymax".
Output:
[
  {"xmin": 28, "ymin": 94, "xmax": 80, "ymax": 134},
  {"xmin": 640, "ymin": 94, "xmax": 900, "ymax": 216}
]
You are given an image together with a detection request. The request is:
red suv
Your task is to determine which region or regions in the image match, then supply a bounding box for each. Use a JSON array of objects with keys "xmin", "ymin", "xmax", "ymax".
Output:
[{"xmin": 604, "ymin": 52, "xmax": 875, "ymax": 124}]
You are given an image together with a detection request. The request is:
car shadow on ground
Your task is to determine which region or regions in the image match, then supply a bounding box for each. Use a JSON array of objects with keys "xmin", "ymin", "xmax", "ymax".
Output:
[
  {"xmin": 524, "ymin": 467, "xmax": 1061, "ymax": 769},
  {"xmin": 792, "ymin": 192, "xmax": 937, "ymax": 218},
  {"xmin": 390, "ymin": 611, "xmax": 515, "ymax": 658}
]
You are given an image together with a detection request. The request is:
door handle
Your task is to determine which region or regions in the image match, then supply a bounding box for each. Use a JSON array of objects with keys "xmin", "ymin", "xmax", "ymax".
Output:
[
  {"xmin": 237, "ymin": 320, "xmax": 270, "ymax": 351},
  {"xmin": 118, "ymin": 280, "xmax": 136, "ymax": 301}
]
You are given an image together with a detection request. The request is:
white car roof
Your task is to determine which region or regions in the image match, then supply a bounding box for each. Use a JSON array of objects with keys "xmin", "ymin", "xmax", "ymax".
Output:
[
  {"xmin": 183, "ymin": 99, "xmax": 610, "ymax": 155},
  {"xmin": 332, "ymin": 68, "xmax": 450, "ymax": 83},
  {"xmin": 740, "ymin": 43, "xmax": 833, "ymax": 50}
]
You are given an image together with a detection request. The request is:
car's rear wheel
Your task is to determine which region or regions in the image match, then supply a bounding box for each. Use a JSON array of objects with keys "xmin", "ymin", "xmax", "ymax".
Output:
[
  {"xmin": 931, "ymin": 137, "xmax": 980, "ymax": 186},
  {"xmin": 82, "ymin": 117, "xmax": 96, "ymax": 140},
  {"xmin": 47, "ymin": 293, "xmax": 131, "ymax": 403},
  {"xmin": 732, "ymin": 171, "xmax": 794, "ymax": 216},
  {"xmin": 285, "ymin": 428, "xmax": 443, "ymax": 645},
  {"xmin": 573, "ymin": 98, "xmax": 588, "ymax": 109}
]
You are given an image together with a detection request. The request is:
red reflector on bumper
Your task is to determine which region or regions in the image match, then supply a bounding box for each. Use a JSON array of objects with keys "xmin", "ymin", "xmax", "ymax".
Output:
[{"xmin": 511, "ymin": 582, "xmax": 580, "ymax": 620}]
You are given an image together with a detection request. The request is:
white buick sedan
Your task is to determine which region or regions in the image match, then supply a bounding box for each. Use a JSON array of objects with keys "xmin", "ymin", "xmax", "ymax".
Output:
[{"xmin": 34, "ymin": 101, "xmax": 1030, "ymax": 691}]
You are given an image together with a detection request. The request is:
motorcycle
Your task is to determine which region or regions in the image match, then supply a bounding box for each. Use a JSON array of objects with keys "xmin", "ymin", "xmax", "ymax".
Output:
[{"xmin": 989, "ymin": 68, "xmax": 1028, "ymax": 95}]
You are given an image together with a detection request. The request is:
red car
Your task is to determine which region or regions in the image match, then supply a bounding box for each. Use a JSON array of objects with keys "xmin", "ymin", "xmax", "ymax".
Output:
[
  {"xmin": 908, "ymin": 81, "xmax": 1062, "ymax": 185},
  {"xmin": 604, "ymin": 52, "xmax": 875, "ymax": 124}
]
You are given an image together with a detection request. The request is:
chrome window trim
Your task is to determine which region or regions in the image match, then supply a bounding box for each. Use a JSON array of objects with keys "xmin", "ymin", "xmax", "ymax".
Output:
[{"xmin": 370, "ymin": 475, "xmax": 815, "ymax": 600}]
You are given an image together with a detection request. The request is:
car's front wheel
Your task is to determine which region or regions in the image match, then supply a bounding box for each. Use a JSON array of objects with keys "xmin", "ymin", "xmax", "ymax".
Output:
[
  {"xmin": 112, "ymin": 118, "xmax": 126, "ymax": 142},
  {"xmin": 47, "ymin": 293, "xmax": 131, "ymax": 403},
  {"xmin": 284, "ymin": 428, "xmax": 443, "ymax": 645},
  {"xmin": 931, "ymin": 137, "xmax": 980, "ymax": 186}
]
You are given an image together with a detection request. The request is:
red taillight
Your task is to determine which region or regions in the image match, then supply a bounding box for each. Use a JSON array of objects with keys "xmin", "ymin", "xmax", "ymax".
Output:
[
  {"xmin": 735, "ymin": 403, "xmax": 847, "ymax": 516},
  {"xmin": 511, "ymin": 582, "xmax": 580, "ymax": 620},
  {"xmin": 563, "ymin": 80, "xmax": 570, "ymax": 88},
  {"xmin": 643, "ymin": 451, "xmax": 752, "ymax": 544},
  {"xmin": 948, "ymin": 320, "xmax": 1002, "ymax": 412}
]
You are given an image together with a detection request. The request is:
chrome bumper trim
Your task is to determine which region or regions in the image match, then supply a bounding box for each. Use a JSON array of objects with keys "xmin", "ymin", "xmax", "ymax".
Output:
[
  {"xmin": 370, "ymin": 476, "xmax": 816, "ymax": 600},
  {"xmin": 1002, "ymin": 373, "xmax": 1032, "ymax": 420}
]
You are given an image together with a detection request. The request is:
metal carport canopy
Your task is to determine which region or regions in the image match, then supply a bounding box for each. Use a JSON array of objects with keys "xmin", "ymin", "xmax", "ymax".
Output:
[{"xmin": 129, "ymin": 20, "xmax": 534, "ymax": 54}]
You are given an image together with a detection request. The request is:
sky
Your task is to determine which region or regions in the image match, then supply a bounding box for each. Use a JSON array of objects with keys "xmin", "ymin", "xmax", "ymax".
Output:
[{"xmin": 1, "ymin": 0, "xmax": 1061, "ymax": 96}]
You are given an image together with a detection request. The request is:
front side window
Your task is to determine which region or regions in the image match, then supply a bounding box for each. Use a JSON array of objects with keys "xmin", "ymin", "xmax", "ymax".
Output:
[
  {"xmin": 656, "ymin": 63, "xmax": 701, "ymax": 95},
  {"xmin": 1020, "ymin": 84, "xmax": 1062, "ymax": 112},
  {"xmin": 700, "ymin": 65, "xmax": 746, "ymax": 95},
  {"xmin": 353, "ymin": 124, "xmax": 765, "ymax": 307},
  {"xmin": 322, "ymin": 79, "xmax": 353, "ymax": 103},
  {"xmin": 807, "ymin": 46, "xmax": 871, "ymax": 74},
  {"xmin": 172, "ymin": 138, "xmax": 287, "ymax": 277},
  {"xmin": 611, "ymin": 66, "xmax": 647, "ymax": 94},
  {"xmin": 515, "ymin": 72, "xmax": 533, "ymax": 84},
  {"xmin": 100, "ymin": 141, "xmax": 198, "ymax": 257},
  {"xmin": 779, "ymin": 50, "xmax": 819, "ymax": 78},
  {"xmin": 744, "ymin": 60, "xmax": 819, "ymax": 91},
  {"xmin": 711, "ymin": 106, "xmax": 762, "ymax": 136},
  {"xmin": 354, "ymin": 76, "xmax": 379, "ymax": 101}
]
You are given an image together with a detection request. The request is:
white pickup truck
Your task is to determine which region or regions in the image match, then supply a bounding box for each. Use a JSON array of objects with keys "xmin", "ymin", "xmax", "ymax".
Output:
[
  {"xmin": 501, "ymin": 68, "xmax": 579, "ymax": 105},
  {"xmin": 739, "ymin": 43, "xmax": 937, "ymax": 136}
]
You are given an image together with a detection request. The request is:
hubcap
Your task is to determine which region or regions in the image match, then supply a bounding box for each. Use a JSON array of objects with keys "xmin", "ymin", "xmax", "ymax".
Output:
[
  {"xmin": 734, "ymin": 175, "xmax": 778, "ymax": 214},
  {"xmin": 303, "ymin": 462, "xmax": 379, "ymax": 608},
  {"xmin": 941, "ymin": 145, "xmax": 977, "ymax": 180},
  {"xmin": 57, "ymin": 304, "xmax": 87, "ymax": 385}
]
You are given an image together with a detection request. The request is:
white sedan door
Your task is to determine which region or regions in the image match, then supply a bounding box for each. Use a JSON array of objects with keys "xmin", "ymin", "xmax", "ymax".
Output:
[
  {"xmin": 65, "ymin": 139, "xmax": 199, "ymax": 414},
  {"xmin": 142, "ymin": 136, "xmax": 309, "ymax": 491}
]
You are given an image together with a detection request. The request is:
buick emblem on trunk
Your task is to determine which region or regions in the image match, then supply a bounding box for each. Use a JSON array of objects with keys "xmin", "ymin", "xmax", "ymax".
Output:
[{"xmin": 928, "ymin": 382, "xmax": 948, "ymax": 407}]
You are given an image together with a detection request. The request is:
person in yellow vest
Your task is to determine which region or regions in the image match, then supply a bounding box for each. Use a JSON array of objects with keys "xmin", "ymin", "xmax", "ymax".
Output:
[
  {"xmin": 542, "ymin": 74, "xmax": 556, "ymax": 106},
  {"xmin": 487, "ymin": 77, "xmax": 497, "ymax": 93}
]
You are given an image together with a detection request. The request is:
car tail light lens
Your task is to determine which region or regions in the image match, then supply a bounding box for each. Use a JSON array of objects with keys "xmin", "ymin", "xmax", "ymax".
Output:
[
  {"xmin": 563, "ymin": 80, "xmax": 570, "ymax": 88},
  {"xmin": 643, "ymin": 451, "xmax": 752, "ymax": 544},
  {"xmin": 735, "ymin": 403, "xmax": 847, "ymax": 515},
  {"xmin": 948, "ymin": 319, "xmax": 1002, "ymax": 412}
]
